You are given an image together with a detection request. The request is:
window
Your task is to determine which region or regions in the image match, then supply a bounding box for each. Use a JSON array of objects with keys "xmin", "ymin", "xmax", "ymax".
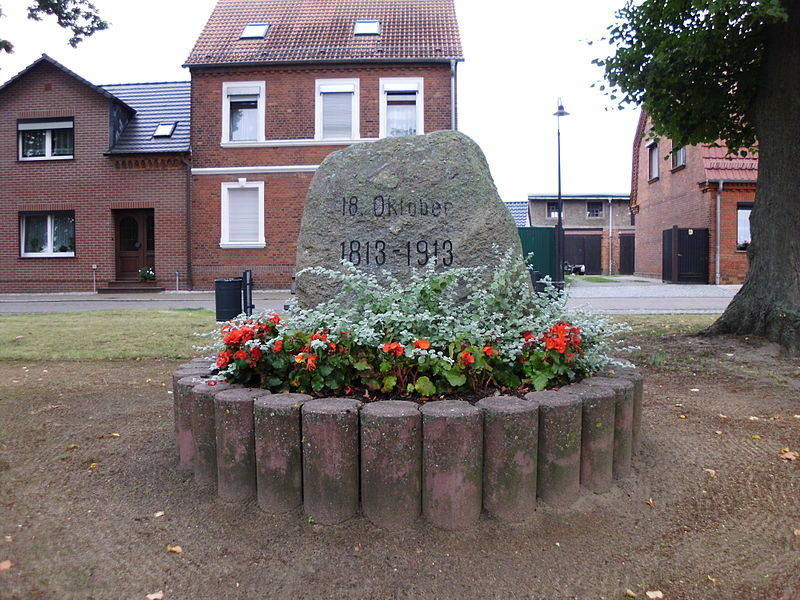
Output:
[
  {"xmin": 153, "ymin": 122, "xmax": 177, "ymax": 138},
  {"xmin": 547, "ymin": 202, "xmax": 560, "ymax": 219},
  {"xmin": 222, "ymin": 82, "xmax": 265, "ymax": 143},
  {"xmin": 240, "ymin": 23, "xmax": 269, "ymax": 39},
  {"xmin": 587, "ymin": 201, "xmax": 604, "ymax": 218},
  {"xmin": 671, "ymin": 145, "xmax": 686, "ymax": 169},
  {"xmin": 18, "ymin": 119, "xmax": 74, "ymax": 160},
  {"xmin": 648, "ymin": 141, "xmax": 659, "ymax": 180},
  {"xmin": 354, "ymin": 20, "xmax": 380, "ymax": 35},
  {"xmin": 315, "ymin": 79, "xmax": 360, "ymax": 140},
  {"xmin": 220, "ymin": 180, "xmax": 265, "ymax": 248},
  {"xmin": 379, "ymin": 78, "xmax": 424, "ymax": 138},
  {"xmin": 737, "ymin": 203, "xmax": 753, "ymax": 250},
  {"xmin": 20, "ymin": 212, "xmax": 75, "ymax": 257}
]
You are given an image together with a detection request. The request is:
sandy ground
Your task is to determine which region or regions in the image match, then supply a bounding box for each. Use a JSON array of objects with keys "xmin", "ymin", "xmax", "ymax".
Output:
[{"xmin": 0, "ymin": 332, "xmax": 798, "ymax": 600}]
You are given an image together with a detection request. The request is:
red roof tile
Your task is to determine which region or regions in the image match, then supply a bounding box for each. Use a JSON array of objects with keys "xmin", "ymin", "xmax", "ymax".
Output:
[
  {"xmin": 185, "ymin": 0, "xmax": 463, "ymax": 66},
  {"xmin": 701, "ymin": 144, "xmax": 758, "ymax": 182}
]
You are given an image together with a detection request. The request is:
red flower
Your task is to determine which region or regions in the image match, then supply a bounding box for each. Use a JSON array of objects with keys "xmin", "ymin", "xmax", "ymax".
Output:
[
  {"xmin": 207, "ymin": 380, "xmax": 217, "ymax": 386},
  {"xmin": 250, "ymin": 346, "xmax": 262, "ymax": 361},
  {"xmin": 310, "ymin": 331, "xmax": 329, "ymax": 343},
  {"xmin": 294, "ymin": 352, "xmax": 306, "ymax": 363},
  {"xmin": 382, "ymin": 342, "xmax": 405, "ymax": 357},
  {"xmin": 413, "ymin": 339, "xmax": 431, "ymax": 350},
  {"xmin": 306, "ymin": 354, "xmax": 318, "ymax": 371},
  {"xmin": 272, "ymin": 340, "xmax": 283, "ymax": 353},
  {"xmin": 266, "ymin": 314, "xmax": 281, "ymax": 324},
  {"xmin": 482, "ymin": 345, "xmax": 495, "ymax": 356},
  {"xmin": 522, "ymin": 331, "xmax": 534, "ymax": 342},
  {"xmin": 234, "ymin": 350, "xmax": 248, "ymax": 361},
  {"xmin": 216, "ymin": 350, "xmax": 232, "ymax": 368},
  {"xmin": 460, "ymin": 351, "xmax": 475, "ymax": 365}
]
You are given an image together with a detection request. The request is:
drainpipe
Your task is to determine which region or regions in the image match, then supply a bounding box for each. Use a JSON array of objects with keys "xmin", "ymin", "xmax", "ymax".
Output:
[
  {"xmin": 607, "ymin": 197, "xmax": 613, "ymax": 275},
  {"xmin": 715, "ymin": 180, "xmax": 723, "ymax": 285},
  {"xmin": 450, "ymin": 60, "xmax": 458, "ymax": 130},
  {"xmin": 183, "ymin": 156, "xmax": 193, "ymax": 290}
]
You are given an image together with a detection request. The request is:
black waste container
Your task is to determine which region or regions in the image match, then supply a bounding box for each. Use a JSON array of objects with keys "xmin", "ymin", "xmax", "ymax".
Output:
[{"xmin": 215, "ymin": 278, "xmax": 243, "ymax": 321}]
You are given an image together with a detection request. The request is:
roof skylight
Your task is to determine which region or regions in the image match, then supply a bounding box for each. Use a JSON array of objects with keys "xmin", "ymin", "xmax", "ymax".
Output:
[
  {"xmin": 240, "ymin": 23, "xmax": 270, "ymax": 39},
  {"xmin": 353, "ymin": 20, "xmax": 380, "ymax": 35},
  {"xmin": 153, "ymin": 122, "xmax": 177, "ymax": 138}
]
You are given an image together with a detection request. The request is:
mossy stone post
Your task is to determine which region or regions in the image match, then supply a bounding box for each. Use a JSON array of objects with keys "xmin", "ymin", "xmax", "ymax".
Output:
[
  {"xmin": 174, "ymin": 374, "xmax": 209, "ymax": 471},
  {"xmin": 254, "ymin": 393, "xmax": 311, "ymax": 513},
  {"xmin": 191, "ymin": 382, "xmax": 237, "ymax": 488},
  {"xmin": 582, "ymin": 376, "xmax": 635, "ymax": 480},
  {"xmin": 172, "ymin": 363, "xmax": 211, "ymax": 389},
  {"xmin": 420, "ymin": 400, "xmax": 483, "ymax": 530},
  {"xmin": 302, "ymin": 398, "xmax": 363, "ymax": 524},
  {"xmin": 561, "ymin": 384, "xmax": 615, "ymax": 494},
  {"xmin": 360, "ymin": 401, "xmax": 422, "ymax": 530},
  {"xmin": 476, "ymin": 396, "xmax": 539, "ymax": 521},
  {"xmin": 526, "ymin": 390, "xmax": 582, "ymax": 507},
  {"xmin": 600, "ymin": 367, "xmax": 644, "ymax": 454},
  {"xmin": 214, "ymin": 388, "xmax": 270, "ymax": 502}
]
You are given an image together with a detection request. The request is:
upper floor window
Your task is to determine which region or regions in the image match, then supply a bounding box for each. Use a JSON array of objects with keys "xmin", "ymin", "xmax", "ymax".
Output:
[
  {"xmin": 18, "ymin": 119, "xmax": 74, "ymax": 160},
  {"xmin": 315, "ymin": 79, "xmax": 360, "ymax": 140},
  {"xmin": 546, "ymin": 202, "xmax": 559, "ymax": 219},
  {"xmin": 222, "ymin": 82, "xmax": 265, "ymax": 144},
  {"xmin": 648, "ymin": 141, "xmax": 659, "ymax": 180},
  {"xmin": 587, "ymin": 201, "xmax": 604, "ymax": 218},
  {"xmin": 671, "ymin": 145, "xmax": 686, "ymax": 169},
  {"xmin": 379, "ymin": 78, "xmax": 424, "ymax": 138},
  {"xmin": 20, "ymin": 211, "xmax": 75, "ymax": 257},
  {"xmin": 220, "ymin": 180, "xmax": 265, "ymax": 248}
]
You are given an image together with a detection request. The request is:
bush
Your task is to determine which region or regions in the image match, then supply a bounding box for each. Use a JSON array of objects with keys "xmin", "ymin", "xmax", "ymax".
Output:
[{"xmin": 208, "ymin": 248, "xmax": 630, "ymax": 398}]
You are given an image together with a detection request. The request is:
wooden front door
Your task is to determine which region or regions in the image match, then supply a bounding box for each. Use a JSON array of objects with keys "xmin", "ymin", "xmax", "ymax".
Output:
[{"xmin": 114, "ymin": 210, "xmax": 154, "ymax": 281}]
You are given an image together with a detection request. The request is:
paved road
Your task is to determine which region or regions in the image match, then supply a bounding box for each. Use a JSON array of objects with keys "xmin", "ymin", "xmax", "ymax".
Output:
[{"xmin": 0, "ymin": 277, "xmax": 740, "ymax": 315}]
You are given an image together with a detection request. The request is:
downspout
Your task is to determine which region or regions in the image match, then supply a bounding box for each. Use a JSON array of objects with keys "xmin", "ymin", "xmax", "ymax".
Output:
[
  {"xmin": 608, "ymin": 197, "xmax": 613, "ymax": 275},
  {"xmin": 715, "ymin": 180, "xmax": 723, "ymax": 285},
  {"xmin": 450, "ymin": 60, "xmax": 458, "ymax": 130},
  {"xmin": 183, "ymin": 156, "xmax": 193, "ymax": 290}
]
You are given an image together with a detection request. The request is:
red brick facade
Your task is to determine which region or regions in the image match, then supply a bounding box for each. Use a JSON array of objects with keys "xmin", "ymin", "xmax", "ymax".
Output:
[{"xmin": 0, "ymin": 61, "xmax": 189, "ymax": 293}]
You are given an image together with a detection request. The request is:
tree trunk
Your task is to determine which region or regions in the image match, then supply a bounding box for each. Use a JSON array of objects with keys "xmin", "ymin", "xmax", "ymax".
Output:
[{"xmin": 705, "ymin": 0, "xmax": 800, "ymax": 354}]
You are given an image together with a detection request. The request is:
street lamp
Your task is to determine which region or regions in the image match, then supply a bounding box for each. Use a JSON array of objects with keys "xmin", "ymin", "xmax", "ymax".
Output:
[{"xmin": 553, "ymin": 98, "xmax": 569, "ymax": 286}]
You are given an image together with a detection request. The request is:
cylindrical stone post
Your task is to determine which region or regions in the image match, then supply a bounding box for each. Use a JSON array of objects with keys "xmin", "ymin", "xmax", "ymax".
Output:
[
  {"xmin": 420, "ymin": 400, "xmax": 483, "ymax": 530},
  {"xmin": 561, "ymin": 384, "xmax": 615, "ymax": 494},
  {"xmin": 525, "ymin": 390, "xmax": 582, "ymax": 507},
  {"xmin": 172, "ymin": 364, "xmax": 212, "ymax": 389},
  {"xmin": 601, "ymin": 367, "xmax": 645, "ymax": 454},
  {"xmin": 174, "ymin": 374, "xmax": 208, "ymax": 470},
  {"xmin": 302, "ymin": 398, "xmax": 363, "ymax": 524},
  {"xmin": 254, "ymin": 393, "xmax": 311, "ymax": 513},
  {"xmin": 191, "ymin": 381, "xmax": 237, "ymax": 488},
  {"xmin": 582, "ymin": 376, "xmax": 635, "ymax": 480},
  {"xmin": 476, "ymin": 396, "xmax": 539, "ymax": 521},
  {"xmin": 214, "ymin": 388, "xmax": 271, "ymax": 502},
  {"xmin": 360, "ymin": 401, "xmax": 422, "ymax": 530}
]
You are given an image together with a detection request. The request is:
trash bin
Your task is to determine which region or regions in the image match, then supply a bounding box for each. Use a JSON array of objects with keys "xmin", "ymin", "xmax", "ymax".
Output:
[{"xmin": 215, "ymin": 278, "xmax": 243, "ymax": 321}]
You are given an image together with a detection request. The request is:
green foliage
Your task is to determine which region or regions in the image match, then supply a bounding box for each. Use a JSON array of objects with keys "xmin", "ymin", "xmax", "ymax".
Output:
[
  {"xmin": 595, "ymin": 0, "xmax": 788, "ymax": 151},
  {"xmin": 1, "ymin": 1, "xmax": 107, "ymax": 54}
]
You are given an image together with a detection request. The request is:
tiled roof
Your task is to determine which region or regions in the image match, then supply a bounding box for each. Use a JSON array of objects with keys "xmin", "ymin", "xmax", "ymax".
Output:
[
  {"xmin": 185, "ymin": 0, "xmax": 463, "ymax": 66},
  {"xmin": 504, "ymin": 201, "xmax": 529, "ymax": 227},
  {"xmin": 102, "ymin": 82, "xmax": 191, "ymax": 154},
  {"xmin": 701, "ymin": 145, "xmax": 758, "ymax": 182}
]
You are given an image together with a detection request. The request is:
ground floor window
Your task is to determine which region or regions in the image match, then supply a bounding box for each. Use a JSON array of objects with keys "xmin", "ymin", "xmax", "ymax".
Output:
[
  {"xmin": 20, "ymin": 212, "xmax": 75, "ymax": 257},
  {"xmin": 220, "ymin": 180, "xmax": 265, "ymax": 248},
  {"xmin": 737, "ymin": 203, "xmax": 752, "ymax": 250}
]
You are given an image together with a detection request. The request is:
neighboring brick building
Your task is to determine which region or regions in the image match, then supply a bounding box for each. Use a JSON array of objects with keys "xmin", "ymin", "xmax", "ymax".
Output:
[
  {"xmin": 631, "ymin": 113, "xmax": 757, "ymax": 284},
  {"xmin": 527, "ymin": 193, "xmax": 634, "ymax": 275},
  {"xmin": 0, "ymin": 55, "xmax": 190, "ymax": 293},
  {"xmin": 184, "ymin": 0, "xmax": 463, "ymax": 288}
]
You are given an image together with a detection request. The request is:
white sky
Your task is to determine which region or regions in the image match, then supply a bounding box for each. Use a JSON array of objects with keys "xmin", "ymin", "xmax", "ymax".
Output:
[{"xmin": 0, "ymin": 0, "xmax": 639, "ymax": 202}]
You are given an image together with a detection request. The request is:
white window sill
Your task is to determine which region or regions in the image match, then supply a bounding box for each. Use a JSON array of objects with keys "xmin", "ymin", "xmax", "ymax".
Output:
[
  {"xmin": 219, "ymin": 242, "xmax": 266, "ymax": 249},
  {"xmin": 20, "ymin": 252, "xmax": 75, "ymax": 258},
  {"xmin": 220, "ymin": 138, "xmax": 376, "ymax": 148},
  {"xmin": 19, "ymin": 155, "xmax": 74, "ymax": 161}
]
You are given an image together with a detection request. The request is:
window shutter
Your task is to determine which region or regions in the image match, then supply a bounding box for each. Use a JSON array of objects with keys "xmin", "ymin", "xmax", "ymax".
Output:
[
  {"xmin": 227, "ymin": 188, "xmax": 260, "ymax": 242},
  {"xmin": 322, "ymin": 92, "xmax": 353, "ymax": 139}
]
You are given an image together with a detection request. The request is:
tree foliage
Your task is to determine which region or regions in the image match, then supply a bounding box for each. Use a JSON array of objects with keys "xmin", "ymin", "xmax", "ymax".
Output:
[
  {"xmin": 595, "ymin": 0, "xmax": 788, "ymax": 152},
  {"xmin": 0, "ymin": 1, "xmax": 107, "ymax": 54}
]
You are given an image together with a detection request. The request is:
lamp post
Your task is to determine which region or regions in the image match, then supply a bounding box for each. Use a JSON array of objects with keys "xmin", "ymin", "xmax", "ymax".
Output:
[{"xmin": 553, "ymin": 98, "xmax": 569, "ymax": 286}]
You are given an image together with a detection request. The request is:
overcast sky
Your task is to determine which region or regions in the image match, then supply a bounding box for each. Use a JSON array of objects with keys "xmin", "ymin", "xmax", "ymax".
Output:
[{"xmin": 0, "ymin": 0, "xmax": 639, "ymax": 203}]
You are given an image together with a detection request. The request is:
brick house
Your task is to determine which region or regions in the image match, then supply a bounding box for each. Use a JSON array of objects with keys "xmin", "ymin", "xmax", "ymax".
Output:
[
  {"xmin": 184, "ymin": 0, "xmax": 463, "ymax": 289},
  {"xmin": 0, "ymin": 54, "xmax": 190, "ymax": 293},
  {"xmin": 527, "ymin": 193, "xmax": 635, "ymax": 275},
  {"xmin": 631, "ymin": 113, "xmax": 757, "ymax": 284}
]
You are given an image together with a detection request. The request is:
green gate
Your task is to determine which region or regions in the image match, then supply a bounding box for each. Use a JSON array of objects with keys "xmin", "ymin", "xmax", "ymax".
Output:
[{"xmin": 517, "ymin": 227, "xmax": 556, "ymax": 279}]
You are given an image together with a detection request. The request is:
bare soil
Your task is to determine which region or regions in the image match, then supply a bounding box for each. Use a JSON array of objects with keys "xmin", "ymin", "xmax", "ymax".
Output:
[{"xmin": 0, "ymin": 333, "xmax": 798, "ymax": 600}]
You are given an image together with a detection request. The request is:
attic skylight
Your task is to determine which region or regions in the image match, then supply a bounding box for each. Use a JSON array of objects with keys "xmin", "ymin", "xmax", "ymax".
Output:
[
  {"xmin": 153, "ymin": 122, "xmax": 177, "ymax": 138},
  {"xmin": 353, "ymin": 20, "xmax": 380, "ymax": 35},
  {"xmin": 240, "ymin": 23, "xmax": 270, "ymax": 39}
]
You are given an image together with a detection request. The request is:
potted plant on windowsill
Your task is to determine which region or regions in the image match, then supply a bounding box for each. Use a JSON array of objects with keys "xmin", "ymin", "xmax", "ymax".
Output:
[{"xmin": 139, "ymin": 267, "xmax": 156, "ymax": 283}]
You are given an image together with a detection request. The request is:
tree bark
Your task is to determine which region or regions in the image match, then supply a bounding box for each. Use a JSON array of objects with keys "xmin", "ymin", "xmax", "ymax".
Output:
[{"xmin": 705, "ymin": 0, "xmax": 800, "ymax": 354}]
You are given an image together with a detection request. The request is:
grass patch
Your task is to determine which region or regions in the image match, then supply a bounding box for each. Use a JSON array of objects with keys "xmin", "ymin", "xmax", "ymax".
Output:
[
  {"xmin": 0, "ymin": 309, "xmax": 216, "ymax": 360},
  {"xmin": 611, "ymin": 313, "xmax": 719, "ymax": 337}
]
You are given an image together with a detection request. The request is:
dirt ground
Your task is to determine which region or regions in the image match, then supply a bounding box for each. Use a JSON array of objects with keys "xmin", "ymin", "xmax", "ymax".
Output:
[{"xmin": 0, "ymin": 332, "xmax": 798, "ymax": 600}]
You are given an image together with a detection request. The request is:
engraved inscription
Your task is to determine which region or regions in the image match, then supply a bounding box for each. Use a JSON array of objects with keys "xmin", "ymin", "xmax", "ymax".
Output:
[{"xmin": 339, "ymin": 195, "xmax": 453, "ymax": 219}]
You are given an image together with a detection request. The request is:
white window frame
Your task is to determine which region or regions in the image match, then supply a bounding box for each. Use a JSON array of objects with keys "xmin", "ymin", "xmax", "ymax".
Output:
[
  {"xmin": 18, "ymin": 120, "xmax": 74, "ymax": 161},
  {"xmin": 586, "ymin": 201, "xmax": 604, "ymax": 218},
  {"xmin": 379, "ymin": 77, "xmax": 424, "ymax": 138},
  {"xmin": 221, "ymin": 81, "xmax": 266, "ymax": 146},
  {"xmin": 315, "ymin": 79, "xmax": 360, "ymax": 141},
  {"xmin": 220, "ymin": 180, "xmax": 265, "ymax": 248},
  {"xmin": 546, "ymin": 202, "xmax": 559, "ymax": 219},
  {"xmin": 20, "ymin": 212, "xmax": 75, "ymax": 257},
  {"xmin": 737, "ymin": 203, "xmax": 752, "ymax": 251},
  {"xmin": 671, "ymin": 145, "xmax": 686, "ymax": 169},
  {"xmin": 647, "ymin": 141, "xmax": 659, "ymax": 180}
]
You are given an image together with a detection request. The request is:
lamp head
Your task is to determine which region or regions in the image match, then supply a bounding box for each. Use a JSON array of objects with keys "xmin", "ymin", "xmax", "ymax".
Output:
[{"xmin": 553, "ymin": 97, "xmax": 570, "ymax": 117}]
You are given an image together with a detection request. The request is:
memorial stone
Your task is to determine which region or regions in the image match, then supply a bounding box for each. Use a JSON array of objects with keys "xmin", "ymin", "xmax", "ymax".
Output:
[{"xmin": 295, "ymin": 130, "xmax": 525, "ymax": 307}]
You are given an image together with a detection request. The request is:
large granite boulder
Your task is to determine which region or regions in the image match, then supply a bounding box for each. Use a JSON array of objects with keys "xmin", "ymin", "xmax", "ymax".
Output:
[{"xmin": 295, "ymin": 130, "xmax": 525, "ymax": 307}]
